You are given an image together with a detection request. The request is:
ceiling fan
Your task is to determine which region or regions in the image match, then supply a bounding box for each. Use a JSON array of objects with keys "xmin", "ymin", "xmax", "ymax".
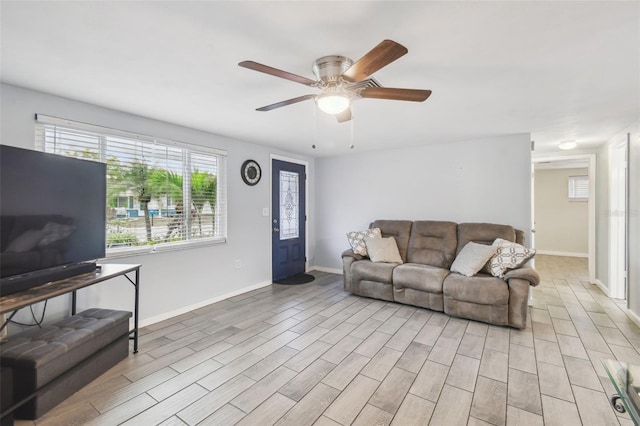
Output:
[{"xmin": 239, "ymin": 40, "xmax": 432, "ymax": 123}]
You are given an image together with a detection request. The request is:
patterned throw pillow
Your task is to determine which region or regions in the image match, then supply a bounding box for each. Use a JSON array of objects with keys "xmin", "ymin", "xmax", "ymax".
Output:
[
  {"xmin": 346, "ymin": 227, "xmax": 382, "ymax": 256},
  {"xmin": 489, "ymin": 238, "xmax": 536, "ymax": 278}
]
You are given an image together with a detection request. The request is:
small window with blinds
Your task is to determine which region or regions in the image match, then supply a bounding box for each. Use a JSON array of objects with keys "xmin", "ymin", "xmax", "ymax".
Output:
[
  {"xmin": 568, "ymin": 175, "xmax": 589, "ymax": 201},
  {"xmin": 35, "ymin": 114, "xmax": 227, "ymax": 255}
]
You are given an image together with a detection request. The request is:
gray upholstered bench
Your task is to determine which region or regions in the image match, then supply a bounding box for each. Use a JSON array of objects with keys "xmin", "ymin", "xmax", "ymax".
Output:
[{"xmin": 0, "ymin": 308, "xmax": 131, "ymax": 419}]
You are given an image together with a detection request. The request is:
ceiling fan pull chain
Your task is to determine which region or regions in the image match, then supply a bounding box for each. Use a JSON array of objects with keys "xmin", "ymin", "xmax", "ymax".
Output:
[
  {"xmin": 350, "ymin": 107, "xmax": 355, "ymax": 149},
  {"xmin": 312, "ymin": 102, "xmax": 318, "ymax": 149}
]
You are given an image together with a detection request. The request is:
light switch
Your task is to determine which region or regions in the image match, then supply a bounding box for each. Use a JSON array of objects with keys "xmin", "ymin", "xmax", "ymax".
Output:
[{"xmin": 262, "ymin": 207, "xmax": 270, "ymax": 217}]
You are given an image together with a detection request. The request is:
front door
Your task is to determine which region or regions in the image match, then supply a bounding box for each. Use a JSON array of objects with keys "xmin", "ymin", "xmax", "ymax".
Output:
[{"xmin": 272, "ymin": 159, "xmax": 306, "ymax": 281}]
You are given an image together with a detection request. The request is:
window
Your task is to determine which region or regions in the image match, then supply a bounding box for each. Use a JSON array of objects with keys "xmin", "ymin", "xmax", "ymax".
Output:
[
  {"xmin": 35, "ymin": 114, "xmax": 227, "ymax": 255},
  {"xmin": 568, "ymin": 175, "xmax": 589, "ymax": 201}
]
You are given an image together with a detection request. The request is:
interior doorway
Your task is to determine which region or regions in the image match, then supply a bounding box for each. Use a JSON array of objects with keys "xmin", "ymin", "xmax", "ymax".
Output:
[{"xmin": 532, "ymin": 154, "xmax": 596, "ymax": 283}]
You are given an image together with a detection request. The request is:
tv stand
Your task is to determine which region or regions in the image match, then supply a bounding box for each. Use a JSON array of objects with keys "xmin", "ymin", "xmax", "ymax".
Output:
[{"xmin": 0, "ymin": 264, "xmax": 141, "ymax": 352}]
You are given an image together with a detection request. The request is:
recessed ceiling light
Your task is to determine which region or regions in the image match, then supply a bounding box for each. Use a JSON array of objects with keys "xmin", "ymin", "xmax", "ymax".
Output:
[{"xmin": 558, "ymin": 140, "xmax": 577, "ymax": 150}]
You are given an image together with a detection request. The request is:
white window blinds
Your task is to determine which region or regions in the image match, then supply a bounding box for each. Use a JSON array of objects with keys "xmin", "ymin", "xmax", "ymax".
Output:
[
  {"xmin": 35, "ymin": 114, "xmax": 227, "ymax": 255},
  {"xmin": 568, "ymin": 175, "xmax": 589, "ymax": 201}
]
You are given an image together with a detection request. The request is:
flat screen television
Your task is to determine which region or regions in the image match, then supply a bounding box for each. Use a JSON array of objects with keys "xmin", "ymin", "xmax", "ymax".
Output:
[{"xmin": 0, "ymin": 145, "xmax": 106, "ymax": 296}]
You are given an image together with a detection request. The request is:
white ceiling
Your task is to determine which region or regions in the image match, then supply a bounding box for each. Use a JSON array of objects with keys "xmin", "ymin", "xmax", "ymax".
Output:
[{"xmin": 1, "ymin": 1, "xmax": 638, "ymax": 157}]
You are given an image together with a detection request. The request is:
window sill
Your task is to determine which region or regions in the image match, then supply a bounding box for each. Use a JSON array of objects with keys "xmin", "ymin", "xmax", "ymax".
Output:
[{"xmin": 105, "ymin": 237, "xmax": 227, "ymax": 259}]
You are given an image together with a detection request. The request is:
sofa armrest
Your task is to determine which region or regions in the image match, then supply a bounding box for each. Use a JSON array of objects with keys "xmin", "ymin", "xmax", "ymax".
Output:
[
  {"xmin": 504, "ymin": 267, "xmax": 540, "ymax": 287},
  {"xmin": 342, "ymin": 249, "xmax": 365, "ymax": 292},
  {"xmin": 507, "ymin": 278, "xmax": 530, "ymax": 329},
  {"xmin": 342, "ymin": 249, "xmax": 364, "ymax": 261}
]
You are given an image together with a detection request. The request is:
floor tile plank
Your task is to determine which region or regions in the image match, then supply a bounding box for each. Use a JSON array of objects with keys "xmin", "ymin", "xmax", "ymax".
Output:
[
  {"xmin": 324, "ymin": 374, "xmax": 380, "ymax": 425},
  {"xmin": 368, "ymin": 367, "xmax": 416, "ymax": 414},
  {"xmin": 470, "ymin": 376, "xmax": 507, "ymax": 426},
  {"xmin": 430, "ymin": 384, "xmax": 473, "ymax": 426}
]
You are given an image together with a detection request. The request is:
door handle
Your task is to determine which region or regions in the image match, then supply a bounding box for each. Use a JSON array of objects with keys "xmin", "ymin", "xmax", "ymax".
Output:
[{"xmin": 273, "ymin": 227, "xmax": 279, "ymax": 232}]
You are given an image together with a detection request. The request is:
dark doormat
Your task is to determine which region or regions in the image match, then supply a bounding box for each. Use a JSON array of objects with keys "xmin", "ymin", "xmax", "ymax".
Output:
[{"xmin": 274, "ymin": 273, "xmax": 315, "ymax": 285}]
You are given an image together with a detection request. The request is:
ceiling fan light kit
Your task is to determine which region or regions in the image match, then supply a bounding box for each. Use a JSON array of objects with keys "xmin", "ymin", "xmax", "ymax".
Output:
[
  {"xmin": 239, "ymin": 39, "xmax": 432, "ymax": 123},
  {"xmin": 558, "ymin": 140, "xmax": 578, "ymax": 150},
  {"xmin": 316, "ymin": 94, "xmax": 350, "ymax": 115}
]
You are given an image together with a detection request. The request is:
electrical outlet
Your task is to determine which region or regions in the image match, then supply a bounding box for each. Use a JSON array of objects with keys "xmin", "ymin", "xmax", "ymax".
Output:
[{"xmin": 235, "ymin": 259, "xmax": 241, "ymax": 269}]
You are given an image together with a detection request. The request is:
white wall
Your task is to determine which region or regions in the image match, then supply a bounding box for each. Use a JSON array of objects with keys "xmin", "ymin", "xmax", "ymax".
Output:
[
  {"xmin": 0, "ymin": 83, "xmax": 314, "ymax": 328},
  {"xmin": 534, "ymin": 168, "xmax": 589, "ymax": 256},
  {"xmin": 314, "ymin": 134, "xmax": 532, "ymax": 271},
  {"xmin": 625, "ymin": 126, "xmax": 640, "ymax": 316}
]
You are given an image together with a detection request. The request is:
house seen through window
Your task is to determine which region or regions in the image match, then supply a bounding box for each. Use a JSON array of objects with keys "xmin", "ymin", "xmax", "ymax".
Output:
[{"xmin": 35, "ymin": 115, "xmax": 227, "ymax": 255}]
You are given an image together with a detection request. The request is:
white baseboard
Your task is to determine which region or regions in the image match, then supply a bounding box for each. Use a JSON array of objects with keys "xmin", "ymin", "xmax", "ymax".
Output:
[
  {"xmin": 312, "ymin": 266, "xmax": 343, "ymax": 275},
  {"xmin": 139, "ymin": 280, "xmax": 272, "ymax": 328},
  {"xmin": 625, "ymin": 308, "xmax": 640, "ymax": 329},
  {"xmin": 593, "ymin": 279, "xmax": 609, "ymax": 295},
  {"xmin": 536, "ymin": 250, "xmax": 588, "ymax": 258}
]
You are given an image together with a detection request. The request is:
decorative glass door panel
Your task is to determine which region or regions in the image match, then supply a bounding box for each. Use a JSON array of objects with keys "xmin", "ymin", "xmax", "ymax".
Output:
[
  {"xmin": 279, "ymin": 170, "xmax": 299, "ymax": 240},
  {"xmin": 272, "ymin": 159, "xmax": 306, "ymax": 281}
]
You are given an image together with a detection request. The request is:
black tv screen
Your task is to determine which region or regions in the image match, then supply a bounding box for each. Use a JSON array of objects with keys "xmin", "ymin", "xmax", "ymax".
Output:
[{"xmin": 0, "ymin": 145, "xmax": 106, "ymax": 293}]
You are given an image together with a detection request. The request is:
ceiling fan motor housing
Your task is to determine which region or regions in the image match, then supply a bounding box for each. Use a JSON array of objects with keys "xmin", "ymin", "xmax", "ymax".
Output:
[{"xmin": 312, "ymin": 56, "xmax": 353, "ymax": 86}]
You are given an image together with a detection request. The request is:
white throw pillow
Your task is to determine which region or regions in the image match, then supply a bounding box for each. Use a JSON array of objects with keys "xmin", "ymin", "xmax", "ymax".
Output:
[
  {"xmin": 346, "ymin": 227, "xmax": 382, "ymax": 256},
  {"xmin": 5, "ymin": 229, "xmax": 44, "ymax": 253},
  {"xmin": 450, "ymin": 242, "xmax": 497, "ymax": 277},
  {"xmin": 489, "ymin": 238, "xmax": 536, "ymax": 278},
  {"xmin": 365, "ymin": 237, "xmax": 403, "ymax": 264}
]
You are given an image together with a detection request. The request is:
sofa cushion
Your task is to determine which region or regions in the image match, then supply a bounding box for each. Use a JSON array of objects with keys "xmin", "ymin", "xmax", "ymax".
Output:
[
  {"xmin": 456, "ymin": 223, "xmax": 516, "ymax": 255},
  {"xmin": 346, "ymin": 227, "xmax": 382, "ymax": 256},
  {"xmin": 450, "ymin": 242, "xmax": 497, "ymax": 277},
  {"xmin": 489, "ymin": 238, "xmax": 536, "ymax": 278},
  {"xmin": 443, "ymin": 273, "xmax": 509, "ymax": 305},
  {"xmin": 371, "ymin": 220, "xmax": 413, "ymax": 263},
  {"xmin": 406, "ymin": 221, "xmax": 458, "ymax": 269},
  {"xmin": 393, "ymin": 263, "xmax": 449, "ymax": 294},
  {"xmin": 366, "ymin": 237, "xmax": 403, "ymax": 264},
  {"xmin": 352, "ymin": 260, "xmax": 397, "ymax": 284}
]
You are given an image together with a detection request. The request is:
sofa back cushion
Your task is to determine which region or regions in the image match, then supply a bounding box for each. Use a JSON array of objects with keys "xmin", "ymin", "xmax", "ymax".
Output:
[
  {"xmin": 406, "ymin": 221, "xmax": 458, "ymax": 269},
  {"xmin": 457, "ymin": 223, "xmax": 516, "ymax": 255},
  {"xmin": 371, "ymin": 220, "xmax": 413, "ymax": 263}
]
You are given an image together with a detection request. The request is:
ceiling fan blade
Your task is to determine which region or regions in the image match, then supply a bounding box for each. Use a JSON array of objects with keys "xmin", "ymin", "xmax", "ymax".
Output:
[
  {"xmin": 360, "ymin": 87, "xmax": 432, "ymax": 102},
  {"xmin": 239, "ymin": 61, "xmax": 317, "ymax": 86},
  {"xmin": 342, "ymin": 40, "xmax": 408, "ymax": 83},
  {"xmin": 256, "ymin": 94, "xmax": 316, "ymax": 111},
  {"xmin": 336, "ymin": 108, "xmax": 352, "ymax": 123}
]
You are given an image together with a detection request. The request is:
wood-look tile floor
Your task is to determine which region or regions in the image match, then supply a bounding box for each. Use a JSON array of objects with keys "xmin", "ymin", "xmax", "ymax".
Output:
[{"xmin": 17, "ymin": 255, "xmax": 640, "ymax": 425}]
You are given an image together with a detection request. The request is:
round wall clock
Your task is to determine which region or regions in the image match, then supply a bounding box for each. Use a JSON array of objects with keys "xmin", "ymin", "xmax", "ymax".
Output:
[{"xmin": 241, "ymin": 159, "xmax": 261, "ymax": 186}]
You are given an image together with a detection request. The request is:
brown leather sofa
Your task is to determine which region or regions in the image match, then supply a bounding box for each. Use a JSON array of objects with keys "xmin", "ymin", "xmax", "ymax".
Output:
[{"xmin": 342, "ymin": 220, "xmax": 540, "ymax": 329}]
